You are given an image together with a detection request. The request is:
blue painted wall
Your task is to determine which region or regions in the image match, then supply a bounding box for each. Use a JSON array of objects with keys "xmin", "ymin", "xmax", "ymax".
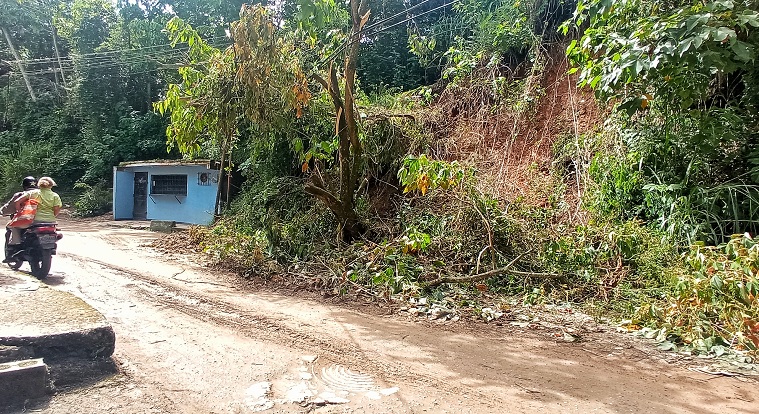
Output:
[
  {"xmin": 113, "ymin": 168, "xmax": 134, "ymax": 220},
  {"xmin": 113, "ymin": 164, "xmax": 218, "ymax": 225}
]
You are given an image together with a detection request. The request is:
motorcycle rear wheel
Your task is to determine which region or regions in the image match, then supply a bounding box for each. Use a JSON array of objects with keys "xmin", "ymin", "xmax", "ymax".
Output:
[{"xmin": 30, "ymin": 251, "xmax": 52, "ymax": 279}]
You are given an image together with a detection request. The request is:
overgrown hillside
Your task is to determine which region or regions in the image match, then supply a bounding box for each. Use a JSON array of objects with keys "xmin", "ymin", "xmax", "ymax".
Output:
[{"xmin": 3, "ymin": 0, "xmax": 758, "ymax": 359}]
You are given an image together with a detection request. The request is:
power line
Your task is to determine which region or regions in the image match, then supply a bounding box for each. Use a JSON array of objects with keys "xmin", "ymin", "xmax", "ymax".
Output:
[
  {"xmin": 7, "ymin": 36, "xmax": 231, "ymax": 66},
  {"xmin": 317, "ymin": 0, "xmax": 460, "ymax": 67},
  {"xmin": 11, "ymin": 0, "xmax": 460, "ymax": 78},
  {"xmin": 12, "ymin": 40, "xmax": 231, "ymax": 77},
  {"xmin": 16, "ymin": 42, "xmax": 230, "ymax": 77},
  {"xmin": 361, "ymin": 0, "xmax": 446, "ymax": 34},
  {"xmin": 25, "ymin": 52, "xmax": 187, "ymax": 75},
  {"xmin": 30, "ymin": 48, "xmax": 190, "ymax": 69},
  {"xmin": 366, "ymin": 0, "xmax": 458, "ymax": 38}
]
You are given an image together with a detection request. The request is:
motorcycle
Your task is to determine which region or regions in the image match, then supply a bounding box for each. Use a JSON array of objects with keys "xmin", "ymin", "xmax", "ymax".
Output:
[{"xmin": 4, "ymin": 223, "xmax": 63, "ymax": 279}]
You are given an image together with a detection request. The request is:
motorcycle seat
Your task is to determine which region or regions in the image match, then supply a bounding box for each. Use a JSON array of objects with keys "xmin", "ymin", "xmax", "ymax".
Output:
[{"xmin": 29, "ymin": 222, "xmax": 57, "ymax": 228}]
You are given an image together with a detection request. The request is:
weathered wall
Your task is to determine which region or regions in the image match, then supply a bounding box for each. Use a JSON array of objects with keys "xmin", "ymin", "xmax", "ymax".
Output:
[{"xmin": 113, "ymin": 164, "xmax": 218, "ymax": 225}]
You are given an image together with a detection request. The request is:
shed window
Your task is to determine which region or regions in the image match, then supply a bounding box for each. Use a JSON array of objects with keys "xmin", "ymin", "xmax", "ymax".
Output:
[{"xmin": 151, "ymin": 174, "xmax": 187, "ymax": 196}]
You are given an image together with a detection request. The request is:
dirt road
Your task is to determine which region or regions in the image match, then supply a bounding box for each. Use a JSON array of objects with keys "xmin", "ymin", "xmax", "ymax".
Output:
[{"xmin": 8, "ymin": 219, "xmax": 755, "ymax": 413}]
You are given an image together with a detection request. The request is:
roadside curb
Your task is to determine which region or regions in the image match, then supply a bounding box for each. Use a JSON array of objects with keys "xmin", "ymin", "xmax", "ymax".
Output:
[
  {"xmin": 0, "ymin": 272, "xmax": 116, "ymax": 407},
  {"xmin": 0, "ymin": 325, "xmax": 116, "ymax": 360}
]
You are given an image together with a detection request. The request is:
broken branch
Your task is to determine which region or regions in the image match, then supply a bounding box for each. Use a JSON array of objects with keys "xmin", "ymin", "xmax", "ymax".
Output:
[{"xmin": 424, "ymin": 250, "xmax": 560, "ymax": 288}]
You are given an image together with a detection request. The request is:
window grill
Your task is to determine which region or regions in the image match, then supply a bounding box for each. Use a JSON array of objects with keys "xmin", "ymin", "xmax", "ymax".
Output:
[{"xmin": 151, "ymin": 174, "xmax": 187, "ymax": 196}]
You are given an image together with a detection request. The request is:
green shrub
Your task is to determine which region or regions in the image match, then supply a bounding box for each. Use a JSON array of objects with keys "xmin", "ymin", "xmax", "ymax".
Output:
[
  {"xmin": 636, "ymin": 234, "xmax": 759, "ymax": 354},
  {"xmin": 0, "ymin": 142, "xmax": 57, "ymax": 200},
  {"xmin": 225, "ymin": 177, "xmax": 335, "ymax": 260},
  {"xmin": 199, "ymin": 219, "xmax": 268, "ymax": 270},
  {"xmin": 72, "ymin": 182, "xmax": 113, "ymax": 217}
]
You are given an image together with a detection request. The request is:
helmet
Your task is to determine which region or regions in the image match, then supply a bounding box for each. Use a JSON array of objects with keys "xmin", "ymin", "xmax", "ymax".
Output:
[{"xmin": 22, "ymin": 176, "xmax": 37, "ymax": 190}]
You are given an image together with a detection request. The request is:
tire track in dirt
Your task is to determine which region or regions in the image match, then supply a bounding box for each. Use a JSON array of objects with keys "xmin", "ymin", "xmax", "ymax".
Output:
[{"xmin": 57, "ymin": 252, "xmax": 503, "ymax": 410}]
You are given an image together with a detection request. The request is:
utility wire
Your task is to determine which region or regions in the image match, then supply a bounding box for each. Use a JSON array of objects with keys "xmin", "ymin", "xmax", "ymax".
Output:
[
  {"xmin": 27, "ymin": 49, "xmax": 190, "ymax": 69},
  {"xmin": 13, "ymin": 40, "xmax": 230, "ymax": 77},
  {"xmin": 360, "ymin": 0, "xmax": 446, "ymax": 34},
  {"xmin": 317, "ymin": 0, "xmax": 460, "ymax": 67},
  {"xmin": 6, "ymin": 36, "xmax": 231, "ymax": 66},
  {"xmin": 368, "ymin": 1, "xmax": 456, "ymax": 35},
  {"xmin": 12, "ymin": 0, "xmax": 457, "ymax": 77}
]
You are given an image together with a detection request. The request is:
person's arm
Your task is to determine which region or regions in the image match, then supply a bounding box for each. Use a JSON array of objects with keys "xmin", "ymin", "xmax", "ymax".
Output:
[
  {"xmin": 0, "ymin": 200, "xmax": 13, "ymax": 215},
  {"xmin": 1, "ymin": 193, "xmax": 22, "ymax": 215},
  {"xmin": 53, "ymin": 193, "xmax": 62, "ymax": 217},
  {"xmin": 14, "ymin": 193, "xmax": 29, "ymax": 211}
]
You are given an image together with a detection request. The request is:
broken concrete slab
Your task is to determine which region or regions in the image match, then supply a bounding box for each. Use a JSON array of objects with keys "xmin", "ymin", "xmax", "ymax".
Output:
[
  {"xmin": 0, "ymin": 358, "xmax": 50, "ymax": 404},
  {"xmin": 0, "ymin": 278, "xmax": 115, "ymax": 360}
]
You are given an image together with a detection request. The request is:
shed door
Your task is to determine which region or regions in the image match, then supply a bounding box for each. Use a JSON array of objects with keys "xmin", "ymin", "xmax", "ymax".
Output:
[{"xmin": 133, "ymin": 172, "xmax": 148, "ymax": 219}]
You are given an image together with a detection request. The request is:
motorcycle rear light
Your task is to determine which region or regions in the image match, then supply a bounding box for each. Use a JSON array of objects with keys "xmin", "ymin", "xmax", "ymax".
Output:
[{"xmin": 34, "ymin": 226, "xmax": 57, "ymax": 233}]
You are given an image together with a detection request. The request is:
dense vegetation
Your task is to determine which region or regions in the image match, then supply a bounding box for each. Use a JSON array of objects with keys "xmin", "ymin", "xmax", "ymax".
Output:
[{"xmin": 2, "ymin": 0, "xmax": 758, "ymax": 357}]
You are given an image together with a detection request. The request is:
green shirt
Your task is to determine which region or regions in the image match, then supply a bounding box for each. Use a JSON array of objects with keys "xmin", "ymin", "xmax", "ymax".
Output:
[{"xmin": 27, "ymin": 188, "xmax": 62, "ymax": 222}]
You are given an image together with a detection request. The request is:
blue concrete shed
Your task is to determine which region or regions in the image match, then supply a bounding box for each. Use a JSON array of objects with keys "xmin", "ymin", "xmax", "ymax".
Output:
[{"xmin": 113, "ymin": 160, "xmax": 220, "ymax": 225}]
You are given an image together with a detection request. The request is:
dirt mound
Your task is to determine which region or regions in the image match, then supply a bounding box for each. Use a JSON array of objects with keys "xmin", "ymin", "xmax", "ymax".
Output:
[
  {"xmin": 147, "ymin": 231, "xmax": 202, "ymax": 255},
  {"xmin": 431, "ymin": 48, "xmax": 604, "ymax": 211}
]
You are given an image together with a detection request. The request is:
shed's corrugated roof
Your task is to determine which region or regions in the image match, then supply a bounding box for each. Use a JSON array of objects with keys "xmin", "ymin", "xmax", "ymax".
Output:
[{"xmin": 118, "ymin": 159, "xmax": 211, "ymax": 168}]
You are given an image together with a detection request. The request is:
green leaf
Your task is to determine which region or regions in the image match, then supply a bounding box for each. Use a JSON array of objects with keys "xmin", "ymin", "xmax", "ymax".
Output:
[
  {"xmin": 737, "ymin": 11, "xmax": 759, "ymax": 27},
  {"xmin": 678, "ymin": 38, "xmax": 693, "ymax": 57},
  {"xmin": 566, "ymin": 39, "xmax": 577, "ymax": 55},
  {"xmin": 709, "ymin": 0, "xmax": 734, "ymax": 11},
  {"xmin": 731, "ymin": 41, "xmax": 753, "ymax": 62},
  {"xmin": 712, "ymin": 27, "xmax": 735, "ymax": 42},
  {"xmin": 618, "ymin": 98, "xmax": 640, "ymax": 116},
  {"xmin": 686, "ymin": 14, "xmax": 710, "ymax": 32},
  {"xmin": 710, "ymin": 274, "xmax": 723, "ymax": 290},
  {"xmin": 711, "ymin": 345, "xmax": 727, "ymax": 357},
  {"xmin": 643, "ymin": 328, "xmax": 659, "ymax": 339}
]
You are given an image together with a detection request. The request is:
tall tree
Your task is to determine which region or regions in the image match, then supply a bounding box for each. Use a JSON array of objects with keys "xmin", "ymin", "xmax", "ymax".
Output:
[
  {"xmin": 155, "ymin": 5, "xmax": 309, "ymax": 214},
  {"xmin": 304, "ymin": 0, "xmax": 370, "ymax": 242}
]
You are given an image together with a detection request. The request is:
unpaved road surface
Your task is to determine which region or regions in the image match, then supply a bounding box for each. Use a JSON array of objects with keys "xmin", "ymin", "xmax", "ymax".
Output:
[{"xmin": 5, "ymin": 219, "xmax": 756, "ymax": 413}]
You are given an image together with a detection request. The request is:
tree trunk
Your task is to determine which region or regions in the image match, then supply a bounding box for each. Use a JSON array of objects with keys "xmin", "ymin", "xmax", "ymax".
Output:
[
  {"xmin": 52, "ymin": 26, "xmax": 67, "ymax": 88},
  {"xmin": 215, "ymin": 144, "xmax": 227, "ymax": 216},
  {"xmin": 2, "ymin": 27, "xmax": 37, "ymax": 102},
  {"xmin": 305, "ymin": 0, "xmax": 369, "ymax": 243}
]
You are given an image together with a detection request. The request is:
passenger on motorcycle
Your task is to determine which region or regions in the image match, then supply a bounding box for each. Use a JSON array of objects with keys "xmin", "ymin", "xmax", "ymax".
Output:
[
  {"xmin": 10, "ymin": 176, "xmax": 62, "ymax": 245},
  {"xmin": 1, "ymin": 176, "xmax": 38, "ymax": 250}
]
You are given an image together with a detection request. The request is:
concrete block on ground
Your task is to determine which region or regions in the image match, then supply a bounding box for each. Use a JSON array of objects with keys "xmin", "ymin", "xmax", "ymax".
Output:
[
  {"xmin": 0, "ymin": 358, "xmax": 49, "ymax": 404},
  {"xmin": 150, "ymin": 220, "xmax": 176, "ymax": 233}
]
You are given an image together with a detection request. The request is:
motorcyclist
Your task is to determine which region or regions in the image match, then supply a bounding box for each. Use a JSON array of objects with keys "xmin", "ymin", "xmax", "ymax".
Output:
[
  {"xmin": 2, "ymin": 176, "xmax": 37, "ymax": 262},
  {"xmin": 0, "ymin": 176, "xmax": 37, "ymax": 216}
]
